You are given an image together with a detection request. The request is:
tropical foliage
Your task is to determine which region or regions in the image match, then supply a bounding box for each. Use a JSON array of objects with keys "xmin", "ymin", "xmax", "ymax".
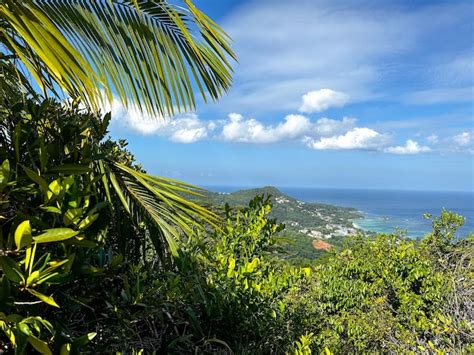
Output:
[
  {"xmin": 283, "ymin": 213, "xmax": 473, "ymax": 353},
  {"xmin": 1, "ymin": 1, "xmax": 472, "ymax": 353},
  {"xmin": 0, "ymin": 0, "xmax": 235, "ymax": 116},
  {"xmin": 0, "ymin": 95, "xmax": 217, "ymax": 352},
  {"xmin": 0, "ymin": 99, "xmax": 472, "ymax": 352}
]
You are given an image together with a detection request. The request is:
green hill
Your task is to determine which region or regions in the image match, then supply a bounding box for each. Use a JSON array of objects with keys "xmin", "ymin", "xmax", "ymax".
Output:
[
  {"xmin": 198, "ymin": 186, "xmax": 362, "ymax": 238},
  {"xmin": 194, "ymin": 186, "xmax": 364, "ymax": 263}
]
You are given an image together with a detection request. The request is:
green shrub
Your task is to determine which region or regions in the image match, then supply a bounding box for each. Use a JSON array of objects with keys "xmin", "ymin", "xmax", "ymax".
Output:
[
  {"xmin": 284, "ymin": 212, "xmax": 473, "ymax": 353},
  {"xmin": 0, "ymin": 97, "xmax": 212, "ymax": 353}
]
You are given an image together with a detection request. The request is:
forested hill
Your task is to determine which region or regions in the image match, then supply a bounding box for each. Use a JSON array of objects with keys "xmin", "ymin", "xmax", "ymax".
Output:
[{"xmin": 197, "ymin": 186, "xmax": 362, "ymax": 239}]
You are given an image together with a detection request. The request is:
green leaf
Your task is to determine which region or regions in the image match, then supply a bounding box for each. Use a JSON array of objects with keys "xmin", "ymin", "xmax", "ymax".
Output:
[
  {"xmin": 15, "ymin": 220, "xmax": 33, "ymax": 250},
  {"xmin": 78, "ymin": 213, "xmax": 99, "ymax": 230},
  {"xmin": 3, "ymin": 0, "xmax": 235, "ymax": 116},
  {"xmin": 0, "ymin": 320, "xmax": 15, "ymax": 346},
  {"xmin": 26, "ymin": 270, "xmax": 40, "ymax": 287},
  {"xmin": 22, "ymin": 166, "xmax": 49, "ymax": 193},
  {"xmin": 26, "ymin": 288, "xmax": 60, "ymax": 308},
  {"xmin": 18, "ymin": 322, "xmax": 32, "ymax": 336},
  {"xmin": 0, "ymin": 159, "xmax": 10, "ymax": 185},
  {"xmin": 0, "ymin": 256, "xmax": 24, "ymax": 284},
  {"xmin": 33, "ymin": 228, "xmax": 79, "ymax": 244},
  {"xmin": 28, "ymin": 335, "xmax": 53, "ymax": 355},
  {"xmin": 25, "ymin": 243, "xmax": 37, "ymax": 274},
  {"xmin": 72, "ymin": 332, "xmax": 97, "ymax": 347},
  {"xmin": 63, "ymin": 208, "xmax": 83, "ymax": 226},
  {"xmin": 60, "ymin": 343, "xmax": 71, "ymax": 355},
  {"xmin": 40, "ymin": 206, "xmax": 62, "ymax": 214},
  {"xmin": 47, "ymin": 179, "xmax": 62, "ymax": 201},
  {"xmin": 109, "ymin": 171, "xmax": 130, "ymax": 213},
  {"xmin": 227, "ymin": 257, "xmax": 236, "ymax": 277},
  {"xmin": 38, "ymin": 259, "xmax": 69, "ymax": 279}
]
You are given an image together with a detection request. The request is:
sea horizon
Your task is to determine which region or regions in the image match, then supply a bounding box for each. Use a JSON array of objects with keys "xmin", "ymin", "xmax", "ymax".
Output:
[
  {"xmin": 202, "ymin": 185, "xmax": 474, "ymax": 238},
  {"xmin": 201, "ymin": 184, "xmax": 474, "ymax": 194}
]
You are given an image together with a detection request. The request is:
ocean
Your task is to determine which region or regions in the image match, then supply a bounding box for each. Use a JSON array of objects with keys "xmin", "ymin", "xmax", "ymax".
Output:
[{"xmin": 205, "ymin": 186, "xmax": 474, "ymax": 238}]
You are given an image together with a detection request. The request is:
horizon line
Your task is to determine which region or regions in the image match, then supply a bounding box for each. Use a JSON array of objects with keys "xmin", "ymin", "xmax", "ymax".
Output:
[{"xmin": 200, "ymin": 184, "xmax": 474, "ymax": 194}]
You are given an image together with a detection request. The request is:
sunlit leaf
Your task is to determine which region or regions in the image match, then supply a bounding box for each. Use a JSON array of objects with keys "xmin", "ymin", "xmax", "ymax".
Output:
[
  {"xmin": 26, "ymin": 288, "xmax": 60, "ymax": 308},
  {"xmin": 33, "ymin": 228, "xmax": 79, "ymax": 244},
  {"xmin": 15, "ymin": 220, "xmax": 32, "ymax": 250}
]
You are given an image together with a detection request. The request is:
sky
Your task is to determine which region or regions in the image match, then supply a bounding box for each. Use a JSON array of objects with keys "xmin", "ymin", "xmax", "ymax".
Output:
[{"xmin": 108, "ymin": 0, "xmax": 474, "ymax": 192}]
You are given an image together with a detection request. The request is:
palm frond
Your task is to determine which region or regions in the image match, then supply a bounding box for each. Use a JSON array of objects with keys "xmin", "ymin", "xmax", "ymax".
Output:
[
  {"xmin": 104, "ymin": 161, "xmax": 219, "ymax": 257},
  {"xmin": 0, "ymin": 0, "xmax": 235, "ymax": 116}
]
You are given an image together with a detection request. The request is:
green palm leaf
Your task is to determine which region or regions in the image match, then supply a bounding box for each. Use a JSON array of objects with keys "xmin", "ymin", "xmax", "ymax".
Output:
[
  {"xmin": 0, "ymin": 0, "xmax": 235, "ymax": 116},
  {"xmin": 104, "ymin": 161, "xmax": 219, "ymax": 257}
]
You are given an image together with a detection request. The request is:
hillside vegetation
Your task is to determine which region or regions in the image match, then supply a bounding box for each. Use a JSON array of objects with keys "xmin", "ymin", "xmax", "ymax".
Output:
[
  {"xmin": 196, "ymin": 186, "xmax": 365, "ymax": 263},
  {"xmin": 1, "ymin": 2, "xmax": 472, "ymax": 353},
  {"xmin": 1, "ymin": 97, "xmax": 472, "ymax": 353},
  {"xmin": 199, "ymin": 186, "xmax": 361, "ymax": 237}
]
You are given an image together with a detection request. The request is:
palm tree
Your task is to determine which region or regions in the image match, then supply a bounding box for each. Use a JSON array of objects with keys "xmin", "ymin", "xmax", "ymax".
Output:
[{"xmin": 0, "ymin": 0, "xmax": 236, "ymax": 256}]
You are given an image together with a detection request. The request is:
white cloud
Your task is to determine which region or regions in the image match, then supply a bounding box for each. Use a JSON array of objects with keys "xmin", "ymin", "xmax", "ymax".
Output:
[
  {"xmin": 299, "ymin": 89, "xmax": 349, "ymax": 113},
  {"xmin": 106, "ymin": 97, "xmax": 165, "ymax": 135},
  {"xmin": 106, "ymin": 98, "xmax": 468, "ymax": 155},
  {"xmin": 384, "ymin": 140, "xmax": 431, "ymax": 154},
  {"xmin": 107, "ymin": 99, "xmax": 212, "ymax": 143},
  {"xmin": 165, "ymin": 116, "xmax": 210, "ymax": 143},
  {"xmin": 220, "ymin": 114, "xmax": 361, "ymax": 144},
  {"xmin": 221, "ymin": 113, "xmax": 311, "ymax": 143},
  {"xmin": 453, "ymin": 132, "xmax": 471, "ymax": 146},
  {"xmin": 305, "ymin": 128, "xmax": 388, "ymax": 151},
  {"xmin": 314, "ymin": 117, "xmax": 356, "ymax": 136},
  {"xmin": 108, "ymin": 99, "xmax": 382, "ymax": 150}
]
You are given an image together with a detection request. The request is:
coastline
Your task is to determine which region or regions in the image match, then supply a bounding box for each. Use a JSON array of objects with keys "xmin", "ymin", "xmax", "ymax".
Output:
[{"xmin": 203, "ymin": 185, "xmax": 473, "ymax": 239}]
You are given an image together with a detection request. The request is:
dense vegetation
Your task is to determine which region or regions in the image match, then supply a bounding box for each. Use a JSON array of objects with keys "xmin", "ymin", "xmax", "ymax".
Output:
[
  {"xmin": 195, "ymin": 186, "xmax": 363, "ymax": 265},
  {"xmin": 1, "ymin": 1, "xmax": 472, "ymax": 353},
  {"xmin": 198, "ymin": 186, "xmax": 361, "ymax": 235},
  {"xmin": 1, "ymin": 96, "xmax": 472, "ymax": 353}
]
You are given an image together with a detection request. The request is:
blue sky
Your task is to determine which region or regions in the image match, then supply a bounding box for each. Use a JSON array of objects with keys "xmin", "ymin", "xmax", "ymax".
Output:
[{"xmin": 109, "ymin": 0, "xmax": 473, "ymax": 191}]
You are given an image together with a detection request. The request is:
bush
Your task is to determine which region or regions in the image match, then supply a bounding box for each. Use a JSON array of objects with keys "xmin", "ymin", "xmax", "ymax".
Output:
[
  {"xmin": 0, "ymin": 96, "xmax": 210, "ymax": 353},
  {"xmin": 284, "ymin": 212, "xmax": 473, "ymax": 353}
]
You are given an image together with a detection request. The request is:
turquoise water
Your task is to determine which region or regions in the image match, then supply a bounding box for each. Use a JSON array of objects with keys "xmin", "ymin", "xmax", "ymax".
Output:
[
  {"xmin": 206, "ymin": 186, "xmax": 474, "ymax": 238},
  {"xmin": 281, "ymin": 187, "xmax": 473, "ymax": 238}
]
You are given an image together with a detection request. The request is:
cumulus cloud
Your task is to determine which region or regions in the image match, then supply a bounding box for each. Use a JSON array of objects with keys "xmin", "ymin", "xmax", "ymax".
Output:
[
  {"xmin": 299, "ymin": 89, "xmax": 349, "ymax": 113},
  {"xmin": 107, "ymin": 98, "xmax": 450, "ymax": 155},
  {"xmin": 314, "ymin": 117, "xmax": 356, "ymax": 136},
  {"xmin": 106, "ymin": 97, "xmax": 165, "ymax": 135},
  {"xmin": 384, "ymin": 140, "xmax": 431, "ymax": 154},
  {"xmin": 220, "ymin": 114, "xmax": 362, "ymax": 144},
  {"xmin": 108, "ymin": 99, "xmax": 380, "ymax": 150},
  {"xmin": 107, "ymin": 99, "xmax": 213, "ymax": 143},
  {"xmin": 305, "ymin": 128, "xmax": 387, "ymax": 150},
  {"xmin": 221, "ymin": 113, "xmax": 311, "ymax": 143},
  {"xmin": 164, "ymin": 116, "xmax": 211, "ymax": 143},
  {"xmin": 453, "ymin": 132, "xmax": 471, "ymax": 146}
]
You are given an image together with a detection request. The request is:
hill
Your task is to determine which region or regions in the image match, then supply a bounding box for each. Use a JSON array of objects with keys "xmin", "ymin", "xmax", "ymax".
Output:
[
  {"xmin": 195, "ymin": 186, "xmax": 364, "ymax": 263},
  {"xmin": 198, "ymin": 186, "xmax": 362, "ymax": 239}
]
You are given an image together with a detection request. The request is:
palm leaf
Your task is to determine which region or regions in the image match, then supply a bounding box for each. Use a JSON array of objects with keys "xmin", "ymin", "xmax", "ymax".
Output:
[
  {"xmin": 0, "ymin": 0, "xmax": 235, "ymax": 116},
  {"xmin": 102, "ymin": 161, "xmax": 219, "ymax": 257}
]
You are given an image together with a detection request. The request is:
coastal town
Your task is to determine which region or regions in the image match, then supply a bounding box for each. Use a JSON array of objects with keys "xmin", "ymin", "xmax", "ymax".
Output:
[{"xmin": 198, "ymin": 186, "xmax": 364, "ymax": 255}]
